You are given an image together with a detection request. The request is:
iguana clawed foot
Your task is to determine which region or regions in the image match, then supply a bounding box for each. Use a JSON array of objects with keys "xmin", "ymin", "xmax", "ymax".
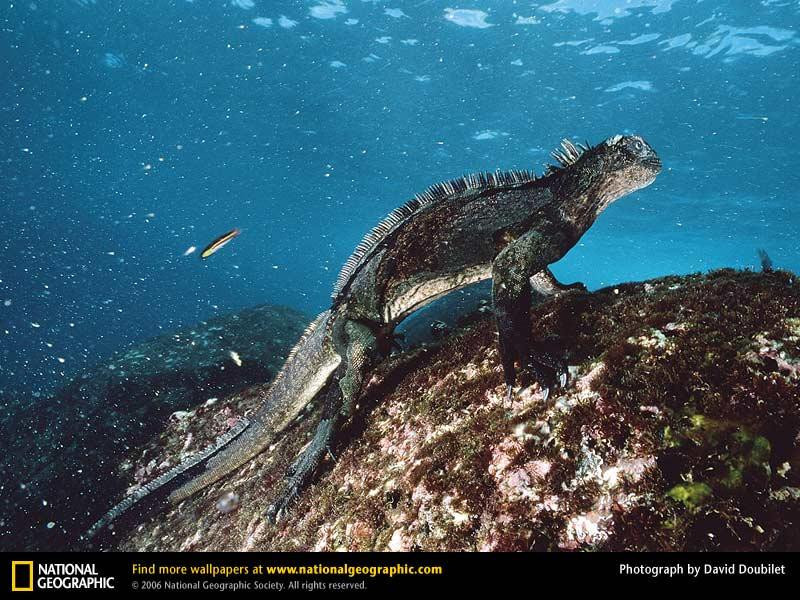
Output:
[
  {"xmin": 504, "ymin": 348, "xmax": 569, "ymax": 403},
  {"xmin": 265, "ymin": 492, "xmax": 294, "ymax": 524},
  {"xmin": 266, "ymin": 447, "xmax": 339, "ymax": 523},
  {"xmin": 266, "ymin": 418, "xmax": 336, "ymax": 524},
  {"xmin": 266, "ymin": 459, "xmax": 308, "ymax": 523},
  {"xmin": 527, "ymin": 349, "xmax": 569, "ymax": 401},
  {"xmin": 269, "ymin": 454, "xmax": 305, "ymax": 522}
]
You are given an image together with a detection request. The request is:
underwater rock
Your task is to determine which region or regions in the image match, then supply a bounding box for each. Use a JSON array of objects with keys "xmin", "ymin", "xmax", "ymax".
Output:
[
  {"xmin": 0, "ymin": 304, "xmax": 307, "ymax": 551},
  {"xmin": 113, "ymin": 270, "xmax": 799, "ymax": 552}
]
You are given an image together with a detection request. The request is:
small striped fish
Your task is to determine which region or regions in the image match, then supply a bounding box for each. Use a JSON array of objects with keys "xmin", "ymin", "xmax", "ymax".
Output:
[{"xmin": 200, "ymin": 228, "xmax": 240, "ymax": 259}]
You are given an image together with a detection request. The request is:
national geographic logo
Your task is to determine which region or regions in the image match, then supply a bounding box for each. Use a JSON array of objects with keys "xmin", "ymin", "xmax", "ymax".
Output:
[
  {"xmin": 11, "ymin": 562, "xmax": 33, "ymax": 592},
  {"xmin": 10, "ymin": 561, "xmax": 115, "ymax": 592}
]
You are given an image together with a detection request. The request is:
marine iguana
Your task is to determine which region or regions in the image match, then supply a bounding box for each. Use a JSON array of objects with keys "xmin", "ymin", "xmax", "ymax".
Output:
[{"xmin": 86, "ymin": 134, "xmax": 661, "ymax": 541}]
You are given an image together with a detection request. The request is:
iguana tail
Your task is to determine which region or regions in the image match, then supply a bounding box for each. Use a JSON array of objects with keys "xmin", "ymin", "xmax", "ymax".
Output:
[
  {"xmin": 84, "ymin": 310, "xmax": 340, "ymax": 542},
  {"xmin": 84, "ymin": 416, "xmax": 249, "ymax": 542},
  {"xmin": 167, "ymin": 309, "xmax": 341, "ymax": 504}
]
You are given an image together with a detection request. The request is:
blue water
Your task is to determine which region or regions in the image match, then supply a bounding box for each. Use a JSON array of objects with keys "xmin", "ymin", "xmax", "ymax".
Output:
[{"xmin": 1, "ymin": 0, "xmax": 798, "ymax": 397}]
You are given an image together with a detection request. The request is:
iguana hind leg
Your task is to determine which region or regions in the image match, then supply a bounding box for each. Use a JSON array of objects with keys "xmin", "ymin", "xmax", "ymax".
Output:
[
  {"xmin": 530, "ymin": 267, "xmax": 587, "ymax": 297},
  {"xmin": 266, "ymin": 318, "xmax": 377, "ymax": 522},
  {"xmin": 492, "ymin": 232, "xmax": 571, "ymax": 401}
]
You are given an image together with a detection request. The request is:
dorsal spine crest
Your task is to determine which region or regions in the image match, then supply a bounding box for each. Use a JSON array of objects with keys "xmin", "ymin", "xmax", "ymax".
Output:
[
  {"xmin": 331, "ymin": 139, "xmax": 592, "ymax": 302},
  {"xmin": 331, "ymin": 168, "xmax": 540, "ymax": 301}
]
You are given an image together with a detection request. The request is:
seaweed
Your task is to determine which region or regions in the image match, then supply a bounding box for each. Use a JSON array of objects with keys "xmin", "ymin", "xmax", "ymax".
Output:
[{"xmin": 112, "ymin": 270, "xmax": 798, "ymax": 552}]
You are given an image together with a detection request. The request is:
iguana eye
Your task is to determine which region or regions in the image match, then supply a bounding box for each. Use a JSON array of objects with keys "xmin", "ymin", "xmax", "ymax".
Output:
[{"xmin": 627, "ymin": 138, "xmax": 645, "ymax": 154}]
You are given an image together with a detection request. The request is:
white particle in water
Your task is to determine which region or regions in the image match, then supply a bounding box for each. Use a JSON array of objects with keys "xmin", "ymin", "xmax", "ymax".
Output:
[{"xmin": 216, "ymin": 491, "xmax": 240, "ymax": 514}]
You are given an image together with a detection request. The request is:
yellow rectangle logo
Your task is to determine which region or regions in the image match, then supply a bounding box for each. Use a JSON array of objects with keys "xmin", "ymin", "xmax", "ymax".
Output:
[{"xmin": 11, "ymin": 561, "xmax": 34, "ymax": 592}]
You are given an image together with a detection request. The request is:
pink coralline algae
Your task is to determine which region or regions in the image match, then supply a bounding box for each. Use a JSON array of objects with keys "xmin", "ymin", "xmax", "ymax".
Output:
[
  {"xmin": 115, "ymin": 271, "xmax": 800, "ymax": 552},
  {"xmin": 560, "ymin": 511, "xmax": 612, "ymax": 549},
  {"xmin": 576, "ymin": 363, "xmax": 605, "ymax": 391}
]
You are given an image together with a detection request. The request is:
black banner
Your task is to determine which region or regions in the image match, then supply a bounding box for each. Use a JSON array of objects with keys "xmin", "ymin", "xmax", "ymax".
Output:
[{"xmin": 2, "ymin": 552, "xmax": 797, "ymax": 594}]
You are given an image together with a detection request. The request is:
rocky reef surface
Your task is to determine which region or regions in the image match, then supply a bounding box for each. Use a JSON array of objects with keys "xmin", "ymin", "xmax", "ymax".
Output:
[
  {"xmin": 111, "ymin": 270, "xmax": 799, "ymax": 552},
  {"xmin": 0, "ymin": 304, "xmax": 307, "ymax": 551}
]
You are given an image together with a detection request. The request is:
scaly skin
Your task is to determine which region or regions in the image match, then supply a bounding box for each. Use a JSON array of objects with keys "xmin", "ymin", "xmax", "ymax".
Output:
[{"xmin": 85, "ymin": 134, "xmax": 661, "ymax": 541}]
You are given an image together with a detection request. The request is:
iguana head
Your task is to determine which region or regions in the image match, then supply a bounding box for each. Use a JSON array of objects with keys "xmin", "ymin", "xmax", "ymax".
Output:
[
  {"xmin": 585, "ymin": 134, "xmax": 661, "ymax": 210},
  {"xmin": 550, "ymin": 134, "xmax": 660, "ymax": 228}
]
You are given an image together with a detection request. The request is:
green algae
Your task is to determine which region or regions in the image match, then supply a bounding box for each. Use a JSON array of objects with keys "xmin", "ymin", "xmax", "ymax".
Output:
[{"xmin": 667, "ymin": 482, "xmax": 713, "ymax": 510}]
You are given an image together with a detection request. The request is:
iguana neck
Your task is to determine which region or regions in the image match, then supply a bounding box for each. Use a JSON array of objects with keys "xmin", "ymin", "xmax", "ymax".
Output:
[{"xmin": 547, "ymin": 166, "xmax": 610, "ymax": 237}]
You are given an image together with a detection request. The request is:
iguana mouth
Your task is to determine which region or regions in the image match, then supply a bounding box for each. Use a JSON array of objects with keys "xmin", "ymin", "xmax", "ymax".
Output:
[
  {"xmin": 644, "ymin": 157, "xmax": 663, "ymax": 170},
  {"xmin": 642, "ymin": 153, "xmax": 663, "ymax": 181}
]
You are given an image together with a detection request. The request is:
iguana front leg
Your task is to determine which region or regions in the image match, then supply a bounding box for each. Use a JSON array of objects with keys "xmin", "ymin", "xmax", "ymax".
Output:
[
  {"xmin": 492, "ymin": 231, "xmax": 570, "ymax": 401},
  {"xmin": 266, "ymin": 318, "xmax": 377, "ymax": 522}
]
